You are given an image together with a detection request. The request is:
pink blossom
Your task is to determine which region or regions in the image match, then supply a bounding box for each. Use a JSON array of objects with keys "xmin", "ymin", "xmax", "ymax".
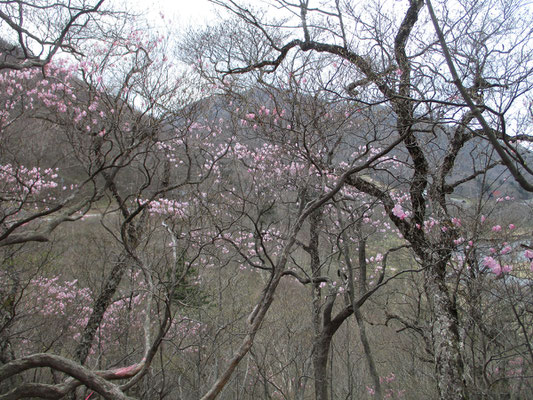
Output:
[
  {"xmin": 492, "ymin": 225, "xmax": 502, "ymax": 232},
  {"xmin": 491, "ymin": 264, "xmax": 502, "ymax": 275},
  {"xmin": 483, "ymin": 256, "xmax": 502, "ymax": 275},
  {"xmin": 524, "ymin": 250, "xmax": 533, "ymax": 259},
  {"xmin": 500, "ymin": 245, "xmax": 512, "ymax": 255},
  {"xmin": 392, "ymin": 204, "xmax": 407, "ymax": 220},
  {"xmin": 508, "ymin": 224, "xmax": 516, "ymax": 230}
]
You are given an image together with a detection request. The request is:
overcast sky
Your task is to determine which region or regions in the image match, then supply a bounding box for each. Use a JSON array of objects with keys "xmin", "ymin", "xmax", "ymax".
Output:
[{"xmin": 131, "ymin": 0, "xmax": 220, "ymax": 30}]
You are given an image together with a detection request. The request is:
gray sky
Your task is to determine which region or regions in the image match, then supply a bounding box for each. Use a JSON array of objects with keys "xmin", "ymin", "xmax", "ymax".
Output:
[{"xmin": 131, "ymin": 0, "xmax": 220, "ymax": 30}]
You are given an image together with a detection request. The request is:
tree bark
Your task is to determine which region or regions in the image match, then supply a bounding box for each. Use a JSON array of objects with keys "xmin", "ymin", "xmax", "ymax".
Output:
[
  {"xmin": 74, "ymin": 252, "xmax": 132, "ymax": 365},
  {"xmin": 424, "ymin": 256, "xmax": 467, "ymax": 400},
  {"xmin": 354, "ymin": 228, "xmax": 382, "ymax": 398},
  {"xmin": 306, "ymin": 210, "xmax": 329, "ymax": 400},
  {"xmin": 313, "ymin": 332, "xmax": 332, "ymax": 400},
  {"xmin": 0, "ymin": 354, "xmax": 134, "ymax": 400}
]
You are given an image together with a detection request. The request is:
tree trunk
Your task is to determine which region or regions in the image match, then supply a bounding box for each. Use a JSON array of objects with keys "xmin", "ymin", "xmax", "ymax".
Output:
[
  {"xmin": 425, "ymin": 257, "xmax": 467, "ymax": 400},
  {"xmin": 74, "ymin": 252, "xmax": 131, "ymax": 365},
  {"xmin": 312, "ymin": 332, "xmax": 332, "ymax": 400},
  {"xmin": 354, "ymin": 228, "xmax": 382, "ymax": 398},
  {"xmin": 354, "ymin": 308, "xmax": 382, "ymax": 398},
  {"xmin": 306, "ymin": 210, "xmax": 331, "ymax": 400}
]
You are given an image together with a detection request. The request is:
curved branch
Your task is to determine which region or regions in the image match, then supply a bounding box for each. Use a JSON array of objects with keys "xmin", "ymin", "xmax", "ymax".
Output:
[{"xmin": 0, "ymin": 354, "xmax": 134, "ymax": 400}]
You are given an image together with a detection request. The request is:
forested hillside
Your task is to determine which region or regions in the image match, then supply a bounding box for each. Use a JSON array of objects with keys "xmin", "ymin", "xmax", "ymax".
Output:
[{"xmin": 1, "ymin": 1, "xmax": 533, "ymax": 400}]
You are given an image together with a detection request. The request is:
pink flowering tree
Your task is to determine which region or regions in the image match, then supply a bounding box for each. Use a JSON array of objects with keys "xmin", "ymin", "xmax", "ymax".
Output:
[
  {"xmin": 144, "ymin": 66, "xmax": 428, "ymax": 397},
  {"xmin": 0, "ymin": 8, "xmax": 231, "ymax": 399}
]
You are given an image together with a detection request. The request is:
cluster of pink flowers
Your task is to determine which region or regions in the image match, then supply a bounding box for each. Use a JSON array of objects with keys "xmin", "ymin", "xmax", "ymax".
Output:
[
  {"xmin": 392, "ymin": 204, "xmax": 408, "ymax": 220},
  {"xmin": 23, "ymin": 272, "xmax": 204, "ymax": 361},
  {"xmin": 482, "ymin": 256, "xmax": 512, "ymax": 276},
  {"xmin": 232, "ymin": 141, "xmax": 311, "ymax": 193},
  {"xmin": 367, "ymin": 372, "xmax": 405, "ymax": 398},
  {"xmin": 146, "ymin": 198, "xmax": 190, "ymax": 217},
  {"xmin": 1, "ymin": 164, "xmax": 58, "ymax": 194}
]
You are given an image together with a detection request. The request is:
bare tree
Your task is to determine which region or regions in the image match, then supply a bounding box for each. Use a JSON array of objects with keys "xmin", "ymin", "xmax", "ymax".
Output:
[{"xmin": 0, "ymin": 0, "xmax": 112, "ymax": 70}]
